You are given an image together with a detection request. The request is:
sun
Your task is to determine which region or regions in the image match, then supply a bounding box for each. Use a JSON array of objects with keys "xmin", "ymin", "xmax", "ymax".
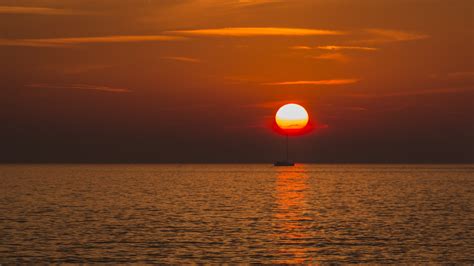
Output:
[{"xmin": 275, "ymin": 103, "xmax": 309, "ymax": 130}]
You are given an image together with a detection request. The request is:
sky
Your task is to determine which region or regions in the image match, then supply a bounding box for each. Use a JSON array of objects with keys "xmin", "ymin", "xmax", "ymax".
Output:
[{"xmin": 0, "ymin": 0, "xmax": 473, "ymax": 163}]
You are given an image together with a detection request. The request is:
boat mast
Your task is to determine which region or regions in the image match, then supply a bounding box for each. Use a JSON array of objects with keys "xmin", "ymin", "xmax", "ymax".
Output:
[{"xmin": 286, "ymin": 134, "xmax": 289, "ymax": 162}]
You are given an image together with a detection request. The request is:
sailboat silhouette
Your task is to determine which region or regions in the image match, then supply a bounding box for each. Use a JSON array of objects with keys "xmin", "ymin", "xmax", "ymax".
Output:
[{"xmin": 274, "ymin": 134, "xmax": 294, "ymax": 166}]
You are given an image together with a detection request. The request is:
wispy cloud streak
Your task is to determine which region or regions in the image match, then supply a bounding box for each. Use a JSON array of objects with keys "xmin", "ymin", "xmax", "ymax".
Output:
[
  {"xmin": 359, "ymin": 29, "xmax": 429, "ymax": 44},
  {"xmin": 27, "ymin": 83, "xmax": 132, "ymax": 93},
  {"xmin": 167, "ymin": 27, "xmax": 344, "ymax": 37},
  {"xmin": 162, "ymin": 56, "xmax": 201, "ymax": 63},
  {"xmin": 290, "ymin": 46, "xmax": 312, "ymax": 50},
  {"xmin": 312, "ymin": 53, "xmax": 349, "ymax": 62},
  {"xmin": 234, "ymin": 0, "xmax": 284, "ymax": 7},
  {"xmin": 0, "ymin": 39, "xmax": 65, "ymax": 48},
  {"xmin": 246, "ymin": 100, "xmax": 307, "ymax": 109},
  {"xmin": 264, "ymin": 79, "xmax": 359, "ymax": 86},
  {"xmin": 344, "ymin": 87, "xmax": 473, "ymax": 98},
  {"xmin": 317, "ymin": 45, "xmax": 378, "ymax": 51},
  {"xmin": 0, "ymin": 35, "xmax": 186, "ymax": 47},
  {"xmin": 0, "ymin": 6, "xmax": 91, "ymax": 15},
  {"xmin": 292, "ymin": 45, "xmax": 377, "ymax": 51}
]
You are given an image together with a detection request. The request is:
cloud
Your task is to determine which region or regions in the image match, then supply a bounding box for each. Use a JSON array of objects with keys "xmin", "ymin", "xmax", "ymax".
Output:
[
  {"xmin": 0, "ymin": 6, "xmax": 91, "ymax": 15},
  {"xmin": 292, "ymin": 45, "xmax": 377, "ymax": 51},
  {"xmin": 290, "ymin": 45, "xmax": 312, "ymax": 50},
  {"xmin": 162, "ymin": 56, "xmax": 201, "ymax": 63},
  {"xmin": 343, "ymin": 87, "xmax": 473, "ymax": 98},
  {"xmin": 317, "ymin": 45, "xmax": 378, "ymax": 51},
  {"xmin": 264, "ymin": 79, "xmax": 359, "ymax": 86},
  {"xmin": 291, "ymin": 45, "xmax": 376, "ymax": 62},
  {"xmin": 312, "ymin": 53, "xmax": 349, "ymax": 62},
  {"xmin": 234, "ymin": 0, "xmax": 285, "ymax": 7},
  {"xmin": 246, "ymin": 100, "xmax": 308, "ymax": 109},
  {"xmin": 0, "ymin": 35, "xmax": 186, "ymax": 47},
  {"xmin": 166, "ymin": 27, "xmax": 344, "ymax": 37},
  {"xmin": 27, "ymin": 83, "xmax": 132, "ymax": 93},
  {"xmin": 0, "ymin": 39, "xmax": 65, "ymax": 48},
  {"xmin": 359, "ymin": 29, "xmax": 429, "ymax": 44}
]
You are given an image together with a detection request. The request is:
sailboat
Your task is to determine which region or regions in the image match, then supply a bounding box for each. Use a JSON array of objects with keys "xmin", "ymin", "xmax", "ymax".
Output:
[
  {"xmin": 274, "ymin": 135, "xmax": 294, "ymax": 166},
  {"xmin": 274, "ymin": 161, "xmax": 295, "ymax": 167}
]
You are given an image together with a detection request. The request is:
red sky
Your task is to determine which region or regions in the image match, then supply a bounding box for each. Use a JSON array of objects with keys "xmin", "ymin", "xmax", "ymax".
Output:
[{"xmin": 0, "ymin": 0, "xmax": 472, "ymax": 163}]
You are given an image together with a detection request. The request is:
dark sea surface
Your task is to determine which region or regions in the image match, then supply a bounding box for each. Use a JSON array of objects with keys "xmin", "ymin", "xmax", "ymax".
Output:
[{"xmin": 0, "ymin": 164, "xmax": 473, "ymax": 263}]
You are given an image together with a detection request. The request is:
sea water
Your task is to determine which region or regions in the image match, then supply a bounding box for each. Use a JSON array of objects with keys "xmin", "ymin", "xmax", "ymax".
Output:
[{"xmin": 1, "ymin": 164, "xmax": 473, "ymax": 263}]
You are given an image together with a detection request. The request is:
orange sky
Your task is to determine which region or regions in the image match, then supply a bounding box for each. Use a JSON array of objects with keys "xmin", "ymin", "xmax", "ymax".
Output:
[{"xmin": 0, "ymin": 0, "xmax": 472, "ymax": 162}]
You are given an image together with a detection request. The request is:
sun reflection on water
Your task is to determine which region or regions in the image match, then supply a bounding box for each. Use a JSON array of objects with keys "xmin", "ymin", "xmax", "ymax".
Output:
[{"xmin": 273, "ymin": 165, "xmax": 314, "ymax": 264}]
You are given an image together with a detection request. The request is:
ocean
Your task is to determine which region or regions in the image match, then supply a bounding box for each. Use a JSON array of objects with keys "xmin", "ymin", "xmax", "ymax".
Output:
[{"xmin": 1, "ymin": 164, "xmax": 473, "ymax": 263}]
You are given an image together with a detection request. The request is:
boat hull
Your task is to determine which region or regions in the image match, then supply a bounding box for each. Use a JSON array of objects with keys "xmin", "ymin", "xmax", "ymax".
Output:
[{"xmin": 274, "ymin": 161, "xmax": 295, "ymax": 167}]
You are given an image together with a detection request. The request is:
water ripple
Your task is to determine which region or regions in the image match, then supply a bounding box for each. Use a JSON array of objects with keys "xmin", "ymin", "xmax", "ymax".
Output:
[{"xmin": 0, "ymin": 164, "xmax": 473, "ymax": 263}]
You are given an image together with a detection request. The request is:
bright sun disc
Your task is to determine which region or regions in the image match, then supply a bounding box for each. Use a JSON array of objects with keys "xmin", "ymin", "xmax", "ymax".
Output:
[{"xmin": 275, "ymin": 103, "xmax": 309, "ymax": 130}]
